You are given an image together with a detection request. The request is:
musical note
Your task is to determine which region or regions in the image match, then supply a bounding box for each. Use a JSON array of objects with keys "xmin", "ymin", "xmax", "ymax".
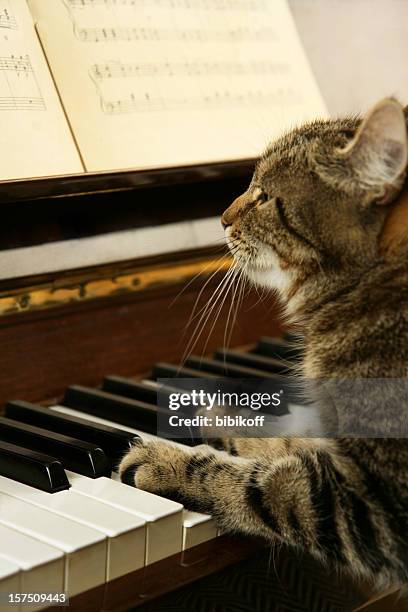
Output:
[
  {"xmin": 91, "ymin": 80, "xmax": 299, "ymax": 115},
  {"xmin": 0, "ymin": 55, "xmax": 46, "ymax": 111},
  {"xmin": 61, "ymin": 0, "xmax": 276, "ymax": 42},
  {"xmin": 90, "ymin": 60, "xmax": 289, "ymax": 80},
  {"xmin": 0, "ymin": 1, "xmax": 17, "ymax": 30},
  {"xmin": 74, "ymin": 24, "xmax": 276, "ymax": 43},
  {"xmin": 64, "ymin": 0, "xmax": 268, "ymax": 11},
  {"xmin": 89, "ymin": 55, "xmax": 296, "ymax": 114}
]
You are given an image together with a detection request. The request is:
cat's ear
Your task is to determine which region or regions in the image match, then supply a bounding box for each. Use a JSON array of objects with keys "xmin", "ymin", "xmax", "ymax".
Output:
[{"xmin": 339, "ymin": 98, "xmax": 407, "ymax": 203}]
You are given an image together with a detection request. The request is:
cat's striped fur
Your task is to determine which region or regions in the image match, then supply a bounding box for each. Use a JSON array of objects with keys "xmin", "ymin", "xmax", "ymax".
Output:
[{"xmin": 120, "ymin": 98, "xmax": 408, "ymax": 589}]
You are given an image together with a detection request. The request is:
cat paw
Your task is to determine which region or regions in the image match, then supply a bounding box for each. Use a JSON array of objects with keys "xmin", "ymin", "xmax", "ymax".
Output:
[
  {"xmin": 206, "ymin": 436, "xmax": 288, "ymax": 459},
  {"xmin": 118, "ymin": 441, "xmax": 188, "ymax": 495}
]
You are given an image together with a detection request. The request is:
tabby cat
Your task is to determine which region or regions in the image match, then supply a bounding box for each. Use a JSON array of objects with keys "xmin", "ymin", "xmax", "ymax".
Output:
[{"xmin": 119, "ymin": 98, "xmax": 408, "ymax": 588}]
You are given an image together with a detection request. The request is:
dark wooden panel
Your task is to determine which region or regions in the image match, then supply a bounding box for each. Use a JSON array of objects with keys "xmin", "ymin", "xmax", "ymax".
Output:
[
  {"xmin": 0, "ymin": 278, "xmax": 282, "ymax": 408},
  {"xmin": 0, "ymin": 158, "xmax": 255, "ymax": 204},
  {"xmin": 46, "ymin": 535, "xmax": 374, "ymax": 612},
  {"xmin": 45, "ymin": 536, "xmax": 265, "ymax": 612},
  {"xmin": 0, "ymin": 174, "xmax": 251, "ymax": 252}
]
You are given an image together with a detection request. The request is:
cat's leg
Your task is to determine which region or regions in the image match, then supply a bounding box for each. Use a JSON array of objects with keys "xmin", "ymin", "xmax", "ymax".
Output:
[
  {"xmin": 207, "ymin": 436, "xmax": 289, "ymax": 459},
  {"xmin": 118, "ymin": 439, "xmax": 392, "ymax": 579},
  {"xmin": 208, "ymin": 437, "xmax": 320, "ymax": 459},
  {"xmin": 198, "ymin": 404, "xmax": 293, "ymax": 459}
]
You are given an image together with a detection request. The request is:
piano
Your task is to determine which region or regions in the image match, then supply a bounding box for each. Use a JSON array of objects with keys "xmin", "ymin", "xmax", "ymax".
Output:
[{"xmin": 0, "ymin": 166, "xmax": 397, "ymax": 611}]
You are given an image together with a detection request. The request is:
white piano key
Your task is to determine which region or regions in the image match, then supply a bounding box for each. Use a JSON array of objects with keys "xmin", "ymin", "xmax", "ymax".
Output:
[
  {"xmin": 109, "ymin": 473, "xmax": 219, "ymax": 552},
  {"xmin": 182, "ymin": 511, "xmax": 217, "ymax": 550},
  {"xmin": 0, "ymin": 476, "xmax": 146, "ymax": 581},
  {"xmin": 0, "ymin": 525, "xmax": 63, "ymax": 612},
  {"xmin": 52, "ymin": 405, "xmax": 218, "ymax": 551},
  {"xmin": 0, "ymin": 557, "xmax": 20, "ymax": 612},
  {"xmin": 65, "ymin": 471, "xmax": 182, "ymax": 565},
  {"xmin": 0, "ymin": 493, "xmax": 106, "ymax": 596}
]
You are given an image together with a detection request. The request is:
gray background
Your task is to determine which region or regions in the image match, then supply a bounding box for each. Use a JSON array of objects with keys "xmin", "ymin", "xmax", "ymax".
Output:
[{"xmin": 289, "ymin": 0, "xmax": 408, "ymax": 115}]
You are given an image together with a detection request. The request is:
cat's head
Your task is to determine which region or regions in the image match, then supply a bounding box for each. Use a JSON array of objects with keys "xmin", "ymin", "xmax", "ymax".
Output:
[{"xmin": 222, "ymin": 98, "xmax": 408, "ymax": 317}]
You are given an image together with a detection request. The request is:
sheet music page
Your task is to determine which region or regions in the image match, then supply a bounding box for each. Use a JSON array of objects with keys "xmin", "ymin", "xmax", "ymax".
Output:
[
  {"xmin": 29, "ymin": 0, "xmax": 327, "ymax": 172},
  {"xmin": 0, "ymin": 0, "xmax": 82, "ymax": 180}
]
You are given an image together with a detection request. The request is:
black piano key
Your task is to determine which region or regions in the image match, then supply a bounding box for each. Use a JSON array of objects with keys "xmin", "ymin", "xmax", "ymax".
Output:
[
  {"xmin": 185, "ymin": 356, "xmax": 295, "ymax": 412},
  {"xmin": 283, "ymin": 331, "xmax": 302, "ymax": 343},
  {"xmin": 63, "ymin": 385, "xmax": 201, "ymax": 446},
  {"xmin": 0, "ymin": 416, "xmax": 109, "ymax": 478},
  {"xmin": 152, "ymin": 363, "xmax": 217, "ymax": 379},
  {"xmin": 64, "ymin": 385, "xmax": 162, "ymax": 434},
  {"xmin": 5, "ymin": 400, "xmax": 140, "ymax": 467},
  {"xmin": 64, "ymin": 385, "xmax": 159, "ymax": 433},
  {"xmin": 185, "ymin": 355, "xmax": 286, "ymax": 380},
  {"xmin": 214, "ymin": 348, "xmax": 290, "ymax": 374},
  {"xmin": 103, "ymin": 377, "xmax": 191, "ymax": 415},
  {"xmin": 103, "ymin": 376, "xmax": 157, "ymax": 404},
  {"xmin": 253, "ymin": 337, "xmax": 300, "ymax": 361},
  {"xmin": 0, "ymin": 440, "xmax": 70, "ymax": 493}
]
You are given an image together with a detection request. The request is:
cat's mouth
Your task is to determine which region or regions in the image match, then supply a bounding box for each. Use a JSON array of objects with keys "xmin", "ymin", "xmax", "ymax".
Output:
[
  {"xmin": 226, "ymin": 230, "xmax": 274, "ymax": 272},
  {"xmin": 225, "ymin": 229, "xmax": 294, "ymax": 295}
]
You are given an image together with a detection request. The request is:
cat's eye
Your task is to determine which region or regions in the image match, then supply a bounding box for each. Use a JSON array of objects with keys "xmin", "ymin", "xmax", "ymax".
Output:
[{"xmin": 256, "ymin": 190, "xmax": 269, "ymax": 204}]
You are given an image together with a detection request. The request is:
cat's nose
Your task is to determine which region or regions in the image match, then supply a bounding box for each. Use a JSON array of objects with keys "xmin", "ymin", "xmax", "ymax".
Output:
[
  {"xmin": 221, "ymin": 191, "xmax": 252, "ymax": 229},
  {"xmin": 221, "ymin": 213, "xmax": 231, "ymax": 229}
]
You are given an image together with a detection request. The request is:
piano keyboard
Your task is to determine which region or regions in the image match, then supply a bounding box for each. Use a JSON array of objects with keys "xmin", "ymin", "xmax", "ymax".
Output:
[{"xmin": 0, "ymin": 335, "xmax": 303, "ymax": 608}]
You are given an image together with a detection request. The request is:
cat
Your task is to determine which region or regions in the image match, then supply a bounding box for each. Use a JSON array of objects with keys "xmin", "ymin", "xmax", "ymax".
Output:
[{"xmin": 119, "ymin": 97, "xmax": 408, "ymax": 588}]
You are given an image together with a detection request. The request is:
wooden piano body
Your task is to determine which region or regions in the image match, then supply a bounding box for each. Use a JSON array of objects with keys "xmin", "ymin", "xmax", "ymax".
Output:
[{"xmin": 0, "ymin": 165, "xmax": 400, "ymax": 611}]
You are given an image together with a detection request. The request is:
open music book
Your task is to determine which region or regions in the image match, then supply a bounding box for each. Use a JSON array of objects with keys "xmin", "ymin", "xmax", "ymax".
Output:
[{"xmin": 1, "ymin": 0, "xmax": 327, "ymax": 181}]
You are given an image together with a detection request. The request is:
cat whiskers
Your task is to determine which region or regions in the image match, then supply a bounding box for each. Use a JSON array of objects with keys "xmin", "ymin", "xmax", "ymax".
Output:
[
  {"xmin": 180, "ymin": 262, "xmax": 239, "ymax": 364},
  {"xmin": 169, "ymin": 251, "xmax": 231, "ymax": 310},
  {"xmin": 223, "ymin": 257, "xmax": 249, "ymax": 356},
  {"xmin": 182, "ymin": 239, "xmax": 242, "ymax": 330},
  {"xmin": 170, "ymin": 236, "xmax": 241, "ymax": 313},
  {"xmin": 246, "ymin": 281, "xmax": 268, "ymax": 311},
  {"xmin": 184, "ymin": 249, "xmax": 239, "ymax": 329},
  {"xmin": 178, "ymin": 232, "xmax": 251, "ymax": 365},
  {"xmin": 197, "ymin": 265, "xmax": 242, "ymax": 359}
]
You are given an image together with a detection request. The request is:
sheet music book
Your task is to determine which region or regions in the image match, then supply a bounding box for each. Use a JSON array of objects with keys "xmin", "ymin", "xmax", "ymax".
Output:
[
  {"xmin": 0, "ymin": 0, "xmax": 82, "ymax": 179},
  {"xmin": 2, "ymin": 0, "xmax": 327, "ymax": 179}
]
